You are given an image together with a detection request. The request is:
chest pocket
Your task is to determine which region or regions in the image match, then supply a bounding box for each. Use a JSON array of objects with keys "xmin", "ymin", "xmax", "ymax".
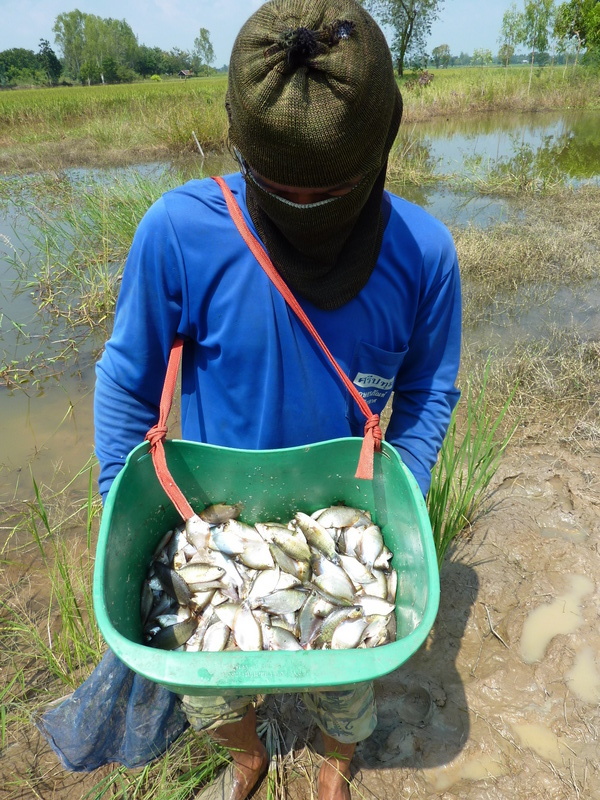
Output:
[{"xmin": 345, "ymin": 340, "xmax": 409, "ymax": 433}]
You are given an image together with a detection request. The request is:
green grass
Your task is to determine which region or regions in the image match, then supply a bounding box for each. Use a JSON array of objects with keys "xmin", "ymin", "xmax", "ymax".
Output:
[
  {"xmin": 400, "ymin": 64, "xmax": 600, "ymax": 122},
  {"xmin": 427, "ymin": 366, "xmax": 517, "ymax": 567},
  {"xmin": 0, "ymin": 467, "xmax": 104, "ymax": 687},
  {"xmin": 1, "ymin": 67, "xmax": 599, "ymax": 172}
]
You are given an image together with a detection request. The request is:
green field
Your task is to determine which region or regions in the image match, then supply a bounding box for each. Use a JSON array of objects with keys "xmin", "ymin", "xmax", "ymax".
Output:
[{"xmin": 1, "ymin": 67, "xmax": 599, "ymax": 172}]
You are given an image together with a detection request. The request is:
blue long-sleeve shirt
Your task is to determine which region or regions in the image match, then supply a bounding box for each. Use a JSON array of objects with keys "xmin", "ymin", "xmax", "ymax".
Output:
[{"xmin": 95, "ymin": 173, "xmax": 461, "ymax": 499}]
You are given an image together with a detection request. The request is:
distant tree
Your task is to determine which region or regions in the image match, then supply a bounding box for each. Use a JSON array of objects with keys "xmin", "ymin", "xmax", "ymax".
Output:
[
  {"xmin": 80, "ymin": 58, "xmax": 101, "ymax": 84},
  {"xmin": 162, "ymin": 48, "xmax": 193, "ymax": 75},
  {"xmin": 53, "ymin": 9, "xmax": 87, "ymax": 79},
  {"xmin": 193, "ymin": 28, "xmax": 215, "ymax": 69},
  {"xmin": 133, "ymin": 44, "xmax": 164, "ymax": 77},
  {"xmin": 520, "ymin": 0, "xmax": 556, "ymax": 67},
  {"xmin": 37, "ymin": 38, "xmax": 62, "ymax": 83},
  {"xmin": 0, "ymin": 48, "xmax": 39, "ymax": 74},
  {"xmin": 53, "ymin": 10, "xmax": 138, "ymax": 82},
  {"xmin": 456, "ymin": 50, "xmax": 471, "ymax": 65},
  {"xmin": 472, "ymin": 47, "xmax": 493, "ymax": 65},
  {"xmin": 498, "ymin": 42, "xmax": 516, "ymax": 65},
  {"xmin": 0, "ymin": 47, "xmax": 47, "ymax": 85},
  {"xmin": 499, "ymin": 3, "xmax": 524, "ymax": 66},
  {"xmin": 366, "ymin": 0, "xmax": 443, "ymax": 76},
  {"xmin": 555, "ymin": 0, "xmax": 600, "ymax": 64},
  {"xmin": 431, "ymin": 43, "xmax": 451, "ymax": 66}
]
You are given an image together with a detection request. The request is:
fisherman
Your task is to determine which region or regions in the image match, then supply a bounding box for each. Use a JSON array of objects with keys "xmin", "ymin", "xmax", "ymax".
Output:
[{"xmin": 91, "ymin": 1, "xmax": 461, "ymax": 798}]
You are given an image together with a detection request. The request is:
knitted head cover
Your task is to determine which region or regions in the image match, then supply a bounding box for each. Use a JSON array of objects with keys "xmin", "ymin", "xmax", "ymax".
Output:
[{"xmin": 227, "ymin": 0, "xmax": 402, "ymax": 309}]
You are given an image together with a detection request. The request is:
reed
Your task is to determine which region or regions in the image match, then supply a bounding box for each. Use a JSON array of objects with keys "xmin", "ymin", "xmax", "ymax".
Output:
[
  {"xmin": 8, "ymin": 168, "xmax": 186, "ymax": 341},
  {"xmin": 427, "ymin": 366, "xmax": 517, "ymax": 568},
  {"xmin": 79, "ymin": 732, "xmax": 228, "ymax": 800},
  {"xmin": 1, "ymin": 469, "xmax": 104, "ymax": 688}
]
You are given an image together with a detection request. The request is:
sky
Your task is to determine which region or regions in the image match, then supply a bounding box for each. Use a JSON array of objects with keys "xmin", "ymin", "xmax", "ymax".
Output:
[{"xmin": 0, "ymin": 0, "xmax": 518, "ymax": 67}]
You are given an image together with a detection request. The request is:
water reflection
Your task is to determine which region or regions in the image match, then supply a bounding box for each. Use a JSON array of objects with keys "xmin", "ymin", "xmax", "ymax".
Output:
[{"xmin": 401, "ymin": 110, "xmax": 600, "ymax": 186}]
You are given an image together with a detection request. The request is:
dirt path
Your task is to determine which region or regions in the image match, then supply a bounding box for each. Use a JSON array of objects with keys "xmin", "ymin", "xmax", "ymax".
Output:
[{"xmin": 3, "ymin": 443, "xmax": 600, "ymax": 799}]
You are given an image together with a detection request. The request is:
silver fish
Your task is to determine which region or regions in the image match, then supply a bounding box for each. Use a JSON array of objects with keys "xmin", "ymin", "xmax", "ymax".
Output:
[
  {"xmin": 312, "ymin": 558, "xmax": 356, "ymax": 604},
  {"xmin": 338, "ymin": 554, "xmax": 376, "ymax": 587},
  {"xmin": 248, "ymin": 568, "xmax": 281, "ymax": 600},
  {"xmin": 177, "ymin": 563, "xmax": 225, "ymax": 585},
  {"xmin": 153, "ymin": 561, "xmax": 192, "ymax": 606},
  {"xmin": 237, "ymin": 539, "xmax": 275, "ymax": 570},
  {"xmin": 355, "ymin": 525, "xmax": 384, "ymax": 568},
  {"xmin": 208, "ymin": 526, "xmax": 245, "ymax": 556},
  {"xmin": 355, "ymin": 595, "xmax": 395, "ymax": 616},
  {"xmin": 261, "ymin": 526, "xmax": 311, "ymax": 563},
  {"xmin": 213, "ymin": 602, "xmax": 241, "ymax": 629},
  {"xmin": 314, "ymin": 505, "xmax": 371, "ymax": 529},
  {"xmin": 185, "ymin": 514, "xmax": 211, "ymax": 550},
  {"xmin": 298, "ymin": 591, "xmax": 321, "ymax": 647},
  {"xmin": 360, "ymin": 615, "xmax": 389, "ymax": 647},
  {"xmin": 255, "ymin": 589, "xmax": 307, "ymax": 615},
  {"xmin": 202, "ymin": 621, "xmax": 230, "ymax": 652},
  {"xmin": 313, "ymin": 606, "xmax": 362, "ymax": 647},
  {"xmin": 368, "ymin": 569, "xmax": 390, "ymax": 600},
  {"xmin": 313, "ymin": 574, "xmax": 355, "ymax": 605},
  {"xmin": 270, "ymin": 543, "xmax": 311, "ymax": 581},
  {"xmin": 233, "ymin": 603, "xmax": 263, "ymax": 651},
  {"xmin": 189, "ymin": 589, "xmax": 217, "ymax": 612},
  {"xmin": 293, "ymin": 512, "xmax": 339, "ymax": 563},
  {"xmin": 140, "ymin": 581, "xmax": 154, "ymax": 626},
  {"xmin": 267, "ymin": 625, "xmax": 303, "ymax": 651},
  {"xmin": 331, "ymin": 617, "xmax": 369, "ymax": 650}
]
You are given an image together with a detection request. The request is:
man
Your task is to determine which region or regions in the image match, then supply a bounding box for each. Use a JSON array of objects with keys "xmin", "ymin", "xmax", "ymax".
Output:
[{"xmin": 94, "ymin": 0, "xmax": 461, "ymax": 798}]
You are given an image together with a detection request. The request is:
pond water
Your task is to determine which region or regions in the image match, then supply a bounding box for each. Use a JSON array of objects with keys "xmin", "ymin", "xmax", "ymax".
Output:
[{"xmin": 1, "ymin": 109, "xmax": 599, "ymax": 502}]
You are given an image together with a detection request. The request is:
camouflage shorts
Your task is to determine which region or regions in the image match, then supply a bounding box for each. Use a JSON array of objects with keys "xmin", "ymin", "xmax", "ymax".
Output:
[{"xmin": 180, "ymin": 682, "xmax": 377, "ymax": 744}]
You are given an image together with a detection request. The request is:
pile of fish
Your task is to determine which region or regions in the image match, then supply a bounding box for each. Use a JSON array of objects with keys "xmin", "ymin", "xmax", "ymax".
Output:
[{"xmin": 141, "ymin": 503, "xmax": 398, "ymax": 653}]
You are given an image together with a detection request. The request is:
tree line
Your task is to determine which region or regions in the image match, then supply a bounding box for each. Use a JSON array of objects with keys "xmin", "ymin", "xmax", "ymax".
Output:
[
  {"xmin": 0, "ymin": 9, "xmax": 219, "ymax": 88},
  {"xmin": 362, "ymin": 0, "xmax": 599, "ymax": 75},
  {"xmin": 1, "ymin": 1, "xmax": 598, "ymax": 88}
]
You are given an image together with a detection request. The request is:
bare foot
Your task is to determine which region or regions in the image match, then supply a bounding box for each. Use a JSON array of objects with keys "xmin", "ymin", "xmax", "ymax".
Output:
[
  {"xmin": 317, "ymin": 735, "xmax": 355, "ymax": 800},
  {"xmin": 226, "ymin": 747, "xmax": 269, "ymax": 800},
  {"xmin": 200, "ymin": 707, "xmax": 268, "ymax": 800}
]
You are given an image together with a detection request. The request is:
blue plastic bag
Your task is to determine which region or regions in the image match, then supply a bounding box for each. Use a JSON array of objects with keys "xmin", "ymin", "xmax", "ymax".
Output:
[{"xmin": 36, "ymin": 649, "xmax": 188, "ymax": 771}]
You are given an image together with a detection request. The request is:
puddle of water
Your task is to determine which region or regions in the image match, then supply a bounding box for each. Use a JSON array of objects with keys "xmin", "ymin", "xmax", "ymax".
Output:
[
  {"xmin": 426, "ymin": 753, "xmax": 508, "ymax": 791},
  {"xmin": 510, "ymin": 722, "xmax": 570, "ymax": 764},
  {"xmin": 409, "ymin": 109, "xmax": 600, "ymax": 186},
  {"xmin": 566, "ymin": 646, "xmax": 600, "ymax": 704},
  {"xmin": 519, "ymin": 574, "xmax": 594, "ymax": 664}
]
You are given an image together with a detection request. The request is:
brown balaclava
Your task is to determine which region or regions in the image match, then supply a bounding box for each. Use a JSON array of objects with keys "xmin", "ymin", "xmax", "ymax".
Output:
[{"xmin": 227, "ymin": 0, "xmax": 402, "ymax": 309}]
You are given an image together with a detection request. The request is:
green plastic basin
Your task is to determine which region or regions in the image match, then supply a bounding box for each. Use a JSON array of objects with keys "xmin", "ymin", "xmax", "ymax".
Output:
[{"xmin": 93, "ymin": 437, "xmax": 439, "ymax": 696}]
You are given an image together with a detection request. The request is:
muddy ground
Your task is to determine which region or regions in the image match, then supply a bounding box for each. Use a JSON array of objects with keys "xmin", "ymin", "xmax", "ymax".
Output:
[{"xmin": 2, "ymin": 441, "xmax": 600, "ymax": 800}]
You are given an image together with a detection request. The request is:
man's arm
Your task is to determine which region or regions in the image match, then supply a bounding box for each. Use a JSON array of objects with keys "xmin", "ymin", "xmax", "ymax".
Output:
[
  {"xmin": 94, "ymin": 197, "xmax": 185, "ymax": 500},
  {"xmin": 385, "ymin": 241, "xmax": 461, "ymax": 497}
]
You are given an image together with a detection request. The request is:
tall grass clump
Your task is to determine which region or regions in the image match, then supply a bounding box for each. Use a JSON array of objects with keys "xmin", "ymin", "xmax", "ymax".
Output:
[
  {"xmin": 387, "ymin": 125, "xmax": 440, "ymax": 185},
  {"xmin": 400, "ymin": 65, "xmax": 600, "ymax": 122},
  {"xmin": 10, "ymin": 169, "xmax": 185, "ymax": 336},
  {"xmin": 1, "ymin": 468, "xmax": 104, "ymax": 688},
  {"xmin": 427, "ymin": 366, "xmax": 517, "ymax": 567},
  {"xmin": 79, "ymin": 733, "xmax": 229, "ymax": 800}
]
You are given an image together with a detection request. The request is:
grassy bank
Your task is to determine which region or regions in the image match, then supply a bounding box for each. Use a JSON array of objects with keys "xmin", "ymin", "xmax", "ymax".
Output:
[{"xmin": 1, "ymin": 66, "xmax": 599, "ymax": 173}]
